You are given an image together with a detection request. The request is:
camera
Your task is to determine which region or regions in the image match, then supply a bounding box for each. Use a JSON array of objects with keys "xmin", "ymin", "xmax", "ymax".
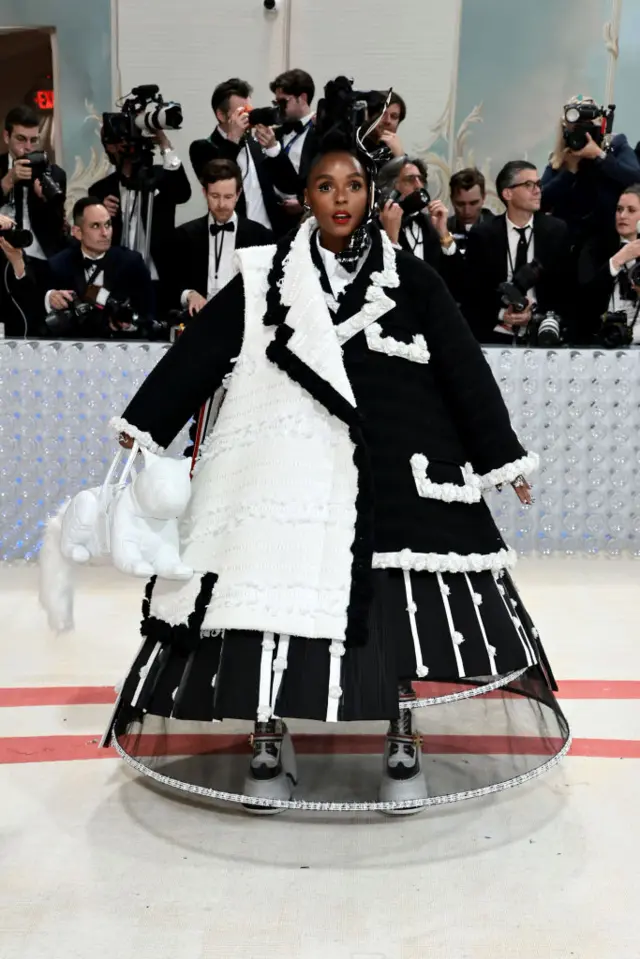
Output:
[
  {"xmin": 529, "ymin": 311, "xmax": 563, "ymax": 347},
  {"xmin": 102, "ymin": 85, "xmax": 183, "ymax": 153},
  {"xmin": 0, "ymin": 227, "xmax": 33, "ymax": 249},
  {"xmin": 380, "ymin": 186, "xmax": 431, "ymax": 217},
  {"xmin": 498, "ymin": 261, "xmax": 542, "ymax": 313},
  {"xmin": 247, "ymin": 106, "xmax": 282, "ymax": 127},
  {"xmin": 598, "ymin": 310, "xmax": 633, "ymax": 348},
  {"xmin": 563, "ymin": 101, "xmax": 615, "ymax": 152},
  {"xmin": 44, "ymin": 295, "xmax": 96, "ymax": 336},
  {"xmin": 23, "ymin": 151, "xmax": 63, "ymax": 202}
]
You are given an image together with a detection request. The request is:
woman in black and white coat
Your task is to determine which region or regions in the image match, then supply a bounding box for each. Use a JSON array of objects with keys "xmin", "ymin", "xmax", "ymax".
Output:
[{"xmin": 105, "ymin": 81, "xmax": 569, "ymax": 815}]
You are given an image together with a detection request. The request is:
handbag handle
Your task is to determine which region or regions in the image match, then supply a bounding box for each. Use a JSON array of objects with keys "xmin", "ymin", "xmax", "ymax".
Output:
[{"xmin": 100, "ymin": 442, "xmax": 140, "ymax": 500}]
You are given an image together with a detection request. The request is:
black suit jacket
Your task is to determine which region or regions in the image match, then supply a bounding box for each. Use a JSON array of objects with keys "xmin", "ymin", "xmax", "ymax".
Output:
[
  {"xmin": 577, "ymin": 231, "xmax": 636, "ymax": 343},
  {"xmin": 397, "ymin": 213, "xmax": 443, "ymax": 271},
  {"xmin": 46, "ymin": 244, "xmax": 155, "ymax": 336},
  {"xmin": 463, "ymin": 212, "xmax": 571, "ymax": 342},
  {"xmin": 267, "ymin": 122, "xmax": 320, "ymax": 197},
  {"xmin": 89, "ymin": 163, "xmax": 191, "ymax": 276},
  {"xmin": 170, "ymin": 214, "xmax": 273, "ymax": 309},
  {"xmin": 0, "ymin": 153, "xmax": 67, "ymax": 258},
  {"xmin": 189, "ymin": 129, "xmax": 288, "ymax": 237}
]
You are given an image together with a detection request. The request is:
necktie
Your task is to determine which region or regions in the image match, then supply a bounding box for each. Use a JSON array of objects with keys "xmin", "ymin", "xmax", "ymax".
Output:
[
  {"xmin": 210, "ymin": 222, "xmax": 235, "ymax": 236},
  {"xmin": 513, "ymin": 227, "xmax": 530, "ymax": 276},
  {"xmin": 281, "ymin": 120, "xmax": 305, "ymax": 136},
  {"xmin": 83, "ymin": 256, "xmax": 103, "ymax": 272}
]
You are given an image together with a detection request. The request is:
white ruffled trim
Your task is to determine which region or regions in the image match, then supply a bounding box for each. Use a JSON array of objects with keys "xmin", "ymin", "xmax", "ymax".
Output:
[
  {"xmin": 478, "ymin": 452, "xmax": 540, "ymax": 490},
  {"xmin": 365, "ymin": 323, "xmax": 430, "ymax": 364},
  {"xmin": 109, "ymin": 417, "xmax": 164, "ymax": 454},
  {"xmin": 372, "ymin": 547, "xmax": 517, "ymax": 574},
  {"xmin": 410, "ymin": 454, "xmax": 482, "ymax": 504}
]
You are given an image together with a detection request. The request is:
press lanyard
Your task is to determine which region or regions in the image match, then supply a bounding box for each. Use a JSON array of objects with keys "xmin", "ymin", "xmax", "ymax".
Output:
[
  {"xmin": 506, "ymin": 226, "xmax": 533, "ymax": 279},
  {"xmin": 283, "ymin": 128, "xmax": 306, "ymax": 155},
  {"xmin": 213, "ymin": 228, "xmax": 226, "ymax": 286}
]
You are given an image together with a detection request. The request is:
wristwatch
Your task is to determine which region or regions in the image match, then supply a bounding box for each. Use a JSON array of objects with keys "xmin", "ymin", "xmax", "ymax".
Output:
[{"xmin": 440, "ymin": 232, "xmax": 455, "ymax": 248}]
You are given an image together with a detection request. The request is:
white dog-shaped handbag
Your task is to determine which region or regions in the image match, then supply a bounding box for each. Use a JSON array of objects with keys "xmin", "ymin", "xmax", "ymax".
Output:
[{"xmin": 39, "ymin": 444, "xmax": 193, "ymax": 632}]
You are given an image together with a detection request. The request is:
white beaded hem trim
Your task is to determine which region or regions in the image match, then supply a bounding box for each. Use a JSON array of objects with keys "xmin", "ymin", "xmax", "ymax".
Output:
[
  {"xmin": 404, "ymin": 668, "xmax": 526, "ymax": 710},
  {"xmin": 410, "ymin": 454, "xmax": 482, "ymax": 504},
  {"xmin": 109, "ymin": 417, "xmax": 164, "ymax": 454},
  {"xmin": 478, "ymin": 452, "xmax": 540, "ymax": 490},
  {"xmin": 372, "ymin": 547, "xmax": 517, "ymax": 574},
  {"xmin": 111, "ymin": 725, "xmax": 571, "ymax": 812},
  {"xmin": 365, "ymin": 324, "xmax": 430, "ymax": 364}
]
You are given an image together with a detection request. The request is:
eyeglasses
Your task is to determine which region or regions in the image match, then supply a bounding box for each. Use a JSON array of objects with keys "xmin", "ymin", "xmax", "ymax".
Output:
[{"xmin": 510, "ymin": 179, "xmax": 542, "ymax": 192}]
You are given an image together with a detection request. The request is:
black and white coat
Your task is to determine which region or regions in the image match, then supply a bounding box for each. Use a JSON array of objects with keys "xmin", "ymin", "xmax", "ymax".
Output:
[{"xmin": 111, "ymin": 220, "xmax": 538, "ymax": 654}]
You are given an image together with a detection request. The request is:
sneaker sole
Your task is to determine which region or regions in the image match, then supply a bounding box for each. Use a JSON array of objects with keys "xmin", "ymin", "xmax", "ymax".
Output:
[
  {"xmin": 377, "ymin": 770, "xmax": 429, "ymax": 816},
  {"xmin": 242, "ymin": 770, "xmax": 295, "ymax": 815}
]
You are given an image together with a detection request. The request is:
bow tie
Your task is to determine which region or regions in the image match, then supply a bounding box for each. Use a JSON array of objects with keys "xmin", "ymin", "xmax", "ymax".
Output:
[
  {"xmin": 83, "ymin": 256, "xmax": 104, "ymax": 271},
  {"xmin": 281, "ymin": 120, "xmax": 305, "ymax": 136},
  {"xmin": 210, "ymin": 221, "xmax": 235, "ymax": 236}
]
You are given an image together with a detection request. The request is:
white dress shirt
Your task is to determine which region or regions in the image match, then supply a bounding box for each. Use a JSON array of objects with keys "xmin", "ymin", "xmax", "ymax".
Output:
[
  {"xmin": 494, "ymin": 215, "xmax": 536, "ymax": 337},
  {"xmin": 119, "ymin": 150, "xmax": 181, "ymax": 281},
  {"xmin": 609, "ymin": 239, "xmax": 640, "ymax": 342},
  {"xmin": 315, "ymin": 233, "xmax": 369, "ymax": 312},
  {"xmin": 44, "ymin": 250, "xmax": 105, "ymax": 313},
  {"xmin": 216, "ymin": 126, "xmax": 271, "ymax": 231},
  {"xmin": 0, "ymin": 155, "xmax": 46, "ymax": 261},
  {"xmin": 396, "ymin": 212, "xmax": 456, "ymax": 261},
  {"xmin": 181, "ymin": 212, "xmax": 239, "ymax": 307}
]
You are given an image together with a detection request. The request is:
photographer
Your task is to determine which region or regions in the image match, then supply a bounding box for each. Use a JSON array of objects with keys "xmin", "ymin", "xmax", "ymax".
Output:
[
  {"xmin": 464, "ymin": 161, "xmax": 570, "ymax": 344},
  {"xmin": 577, "ymin": 184, "xmax": 640, "ymax": 346},
  {"xmin": 377, "ymin": 156, "xmax": 453, "ymax": 271},
  {"xmin": 171, "ymin": 159, "xmax": 272, "ymax": 316},
  {"xmin": 360, "ymin": 91, "xmax": 407, "ymax": 173},
  {"xmin": 0, "ymin": 106, "xmax": 67, "ymax": 269},
  {"xmin": 252, "ymin": 68, "xmax": 319, "ymax": 227},
  {"xmin": 0, "ymin": 214, "xmax": 44, "ymax": 337},
  {"xmin": 448, "ymin": 168, "xmax": 494, "ymax": 242},
  {"xmin": 90, "ymin": 124, "xmax": 191, "ymax": 312},
  {"xmin": 189, "ymin": 78, "xmax": 287, "ymax": 236},
  {"xmin": 44, "ymin": 197, "xmax": 154, "ymax": 339},
  {"xmin": 541, "ymin": 95, "xmax": 640, "ymax": 246}
]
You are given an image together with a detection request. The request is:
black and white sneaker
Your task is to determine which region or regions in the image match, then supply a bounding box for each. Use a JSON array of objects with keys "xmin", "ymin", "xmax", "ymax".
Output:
[
  {"xmin": 243, "ymin": 719, "xmax": 297, "ymax": 814},
  {"xmin": 378, "ymin": 685, "xmax": 428, "ymax": 815}
]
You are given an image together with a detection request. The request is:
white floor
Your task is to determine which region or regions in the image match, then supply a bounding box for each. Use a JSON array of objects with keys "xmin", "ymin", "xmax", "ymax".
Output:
[{"xmin": 1, "ymin": 558, "xmax": 639, "ymax": 959}]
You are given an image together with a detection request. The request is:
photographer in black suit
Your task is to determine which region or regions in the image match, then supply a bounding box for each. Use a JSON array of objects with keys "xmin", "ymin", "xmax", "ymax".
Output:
[
  {"xmin": 190, "ymin": 78, "xmax": 287, "ymax": 236},
  {"xmin": 252, "ymin": 69, "xmax": 318, "ymax": 229},
  {"xmin": 377, "ymin": 156, "xmax": 455, "ymax": 272},
  {"xmin": 464, "ymin": 161, "xmax": 570, "ymax": 344},
  {"xmin": 577, "ymin": 184, "xmax": 640, "ymax": 345},
  {"xmin": 89, "ymin": 126, "xmax": 191, "ymax": 312},
  {"xmin": 44, "ymin": 197, "xmax": 154, "ymax": 338},
  {"xmin": 0, "ymin": 214, "xmax": 45, "ymax": 337},
  {"xmin": 0, "ymin": 106, "xmax": 67, "ymax": 268},
  {"xmin": 171, "ymin": 159, "xmax": 272, "ymax": 316}
]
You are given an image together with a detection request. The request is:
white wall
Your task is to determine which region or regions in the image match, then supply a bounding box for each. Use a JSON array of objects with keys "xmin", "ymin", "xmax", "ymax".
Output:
[{"xmin": 114, "ymin": 0, "xmax": 462, "ymax": 221}]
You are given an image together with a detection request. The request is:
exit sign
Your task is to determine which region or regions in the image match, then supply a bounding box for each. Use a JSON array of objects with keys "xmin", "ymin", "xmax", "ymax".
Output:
[{"xmin": 34, "ymin": 89, "xmax": 54, "ymax": 111}]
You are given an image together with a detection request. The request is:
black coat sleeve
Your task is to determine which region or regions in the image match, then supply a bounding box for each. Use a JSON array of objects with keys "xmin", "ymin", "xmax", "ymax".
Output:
[
  {"xmin": 405, "ymin": 256, "xmax": 528, "ymax": 477},
  {"xmin": 155, "ymin": 163, "xmax": 192, "ymax": 205},
  {"xmin": 118, "ymin": 274, "xmax": 245, "ymax": 449},
  {"xmin": 190, "ymin": 136, "xmax": 241, "ymax": 181}
]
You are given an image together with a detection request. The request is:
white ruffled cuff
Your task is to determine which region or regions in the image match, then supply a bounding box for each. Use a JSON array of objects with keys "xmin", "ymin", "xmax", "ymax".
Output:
[
  {"xmin": 109, "ymin": 417, "xmax": 164, "ymax": 454},
  {"xmin": 477, "ymin": 451, "xmax": 540, "ymax": 490}
]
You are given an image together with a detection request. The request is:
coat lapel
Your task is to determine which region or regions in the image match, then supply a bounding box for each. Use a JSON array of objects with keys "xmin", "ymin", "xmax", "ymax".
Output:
[{"xmin": 333, "ymin": 227, "xmax": 399, "ymax": 347}]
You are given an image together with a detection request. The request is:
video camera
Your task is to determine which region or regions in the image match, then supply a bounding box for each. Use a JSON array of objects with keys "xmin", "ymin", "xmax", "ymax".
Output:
[
  {"xmin": 22, "ymin": 151, "xmax": 63, "ymax": 202},
  {"xmin": 102, "ymin": 85, "xmax": 183, "ymax": 160},
  {"xmin": 563, "ymin": 101, "xmax": 616, "ymax": 152},
  {"xmin": 316, "ymin": 76, "xmax": 389, "ymax": 147}
]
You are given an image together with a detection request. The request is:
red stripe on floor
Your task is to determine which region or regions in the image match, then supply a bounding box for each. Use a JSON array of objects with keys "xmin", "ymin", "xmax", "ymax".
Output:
[
  {"xmin": 1, "ymin": 734, "xmax": 639, "ymax": 765},
  {"xmin": 2, "ymin": 679, "xmax": 640, "ymax": 708}
]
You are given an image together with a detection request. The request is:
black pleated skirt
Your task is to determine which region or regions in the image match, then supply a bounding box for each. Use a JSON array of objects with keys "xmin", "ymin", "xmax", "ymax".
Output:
[{"xmin": 109, "ymin": 567, "xmax": 556, "ymax": 728}]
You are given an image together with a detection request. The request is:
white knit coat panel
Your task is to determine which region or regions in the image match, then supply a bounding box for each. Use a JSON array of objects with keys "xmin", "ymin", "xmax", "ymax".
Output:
[{"xmin": 150, "ymin": 240, "xmax": 359, "ymax": 640}]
